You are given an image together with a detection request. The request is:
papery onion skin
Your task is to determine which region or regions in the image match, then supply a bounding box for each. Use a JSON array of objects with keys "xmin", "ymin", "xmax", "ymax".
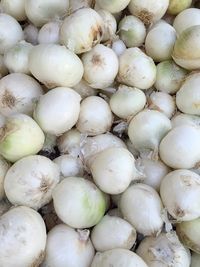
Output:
[{"xmin": 98, "ymin": 9, "xmax": 117, "ymax": 42}]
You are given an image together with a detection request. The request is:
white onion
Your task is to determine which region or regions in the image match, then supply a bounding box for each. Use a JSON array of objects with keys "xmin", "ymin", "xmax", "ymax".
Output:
[
  {"xmin": 91, "ymin": 215, "xmax": 136, "ymax": 252},
  {"xmin": 160, "ymin": 169, "xmax": 200, "ymax": 221},
  {"xmin": 110, "ymin": 85, "xmax": 146, "ymax": 120},
  {"xmin": 0, "ymin": 156, "xmax": 10, "ymax": 200},
  {"xmin": 0, "ymin": 114, "xmax": 45, "ymax": 162},
  {"xmin": 159, "ymin": 125, "xmax": 200, "ymax": 169},
  {"xmin": 90, "ymin": 147, "xmax": 138, "ymax": 194},
  {"xmin": 0, "ymin": 73, "xmax": 43, "ymax": 116},
  {"xmin": 154, "ymin": 60, "xmax": 188, "ymax": 94},
  {"xmin": 82, "ymin": 44, "xmax": 119, "ymax": 89},
  {"xmin": 29, "ymin": 44, "xmax": 84, "ymax": 89},
  {"xmin": 1, "ymin": 0, "xmax": 26, "ymax": 21},
  {"xmin": 76, "ymin": 96, "xmax": 113, "ymax": 136},
  {"xmin": 0, "ymin": 13, "xmax": 23, "ymax": 54},
  {"xmin": 33, "ymin": 87, "xmax": 81, "ymax": 135},
  {"xmin": 69, "ymin": 0, "xmax": 94, "ymax": 13},
  {"xmin": 0, "ymin": 55, "xmax": 8, "ymax": 79},
  {"xmin": 111, "ymin": 39, "xmax": 126, "ymax": 56},
  {"xmin": 96, "ymin": 0, "xmax": 131, "ymax": 13},
  {"xmin": 118, "ymin": 15, "xmax": 146, "ymax": 48},
  {"xmin": 118, "ymin": 47, "xmax": 157, "ymax": 90},
  {"xmin": 24, "ymin": 24, "xmax": 39, "ymax": 45},
  {"xmin": 53, "ymin": 177, "xmax": 106, "ymax": 228},
  {"xmin": 0, "ymin": 206, "xmax": 46, "ymax": 267},
  {"xmin": 168, "ymin": 0, "xmax": 192, "ymax": 15},
  {"xmin": 91, "ymin": 249, "xmax": 148, "ymax": 267},
  {"xmin": 53, "ymin": 155, "xmax": 84, "ymax": 179},
  {"xmin": 136, "ymin": 158, "xmax": 170, "ymax": 191},
  {"xmin": 120, "ymin": 183, "xmax": 164, "ymax": 236},
  {"xmin": 171, "ymin": 113, "xmax": 200, "ymax": 128},
  {"xmin": 148, "ymin": 91, "xmax": 176, "ymax": 118},
  {"xmin": 125, "ymin": 138, "xmax": 140, "ymax": 158},
  {"xmin": 145, "ymin": 21, "xmax": 176, "ymax": 62},
  {"xmin": 73, "ymin": 79, "xmax": 97, "ymax": 99},
  {"xmin": 137, "ymin": 232, "xmax": 191, "ymax": 267},
  {"xmin": 25, "ymin": 0, "xmax": 69, "ymax": 27},
  {"xmin": 191, "ymin": 252, "xmax": 200, "ymax": 267},
  {"xmin": 3, "ymin": 41, "xmax": 33, "ymax": 74},
  {"xmin": 60, "ymin": 8, "xmax": 103, "ymax": 54},
  {"xmin": 42, "ymin": 224, "xmax": 95, "ymax": 267},
  {"xmin": 98, "ymin": 9, "xmax": 117, "ymax": 42},
  {"xmin": 128, "ymin": 0, "xmax": 169, "ymax": 25},
  {"xmin": 38, "ymin": 21, "xmax": 61, "ymax": 44},
  {"xmin": 128, "ymin": 109, "xmax": 171, "ymax": 155},
  {"xmin": 173, "ymin": 8, "xmax": 200, "ymax": 35}
]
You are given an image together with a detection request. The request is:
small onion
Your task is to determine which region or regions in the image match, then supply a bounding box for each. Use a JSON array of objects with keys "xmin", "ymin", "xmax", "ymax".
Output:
[
  {"xmin": 1, "ymin": 0, "xmax": 26, "ymax": 21},
  {"xmin": 191, "ymin": 252, "xmax": 200, "ymax": 267},
  {"xmin": 118, "ymin": 47, "xmax": 157, "ymax": 90},
  {"xmin": 73, "ymin": 79, "xmax": 97, "ymax": 99},
  {"xmin": 0, "ymin": 73, "xmax": 43, "ymax": 116},
  {"xmin": 96, "ymin": 0, "xmax": 131, "ymax": 13},
  {"xmin": 0, "ymin": 55, "xmax": 8, "ymax": 79},
  {"xmin": 160, "ymin": 169, "xmax": 200, "ymax": 221},
  {"xmin": 60, "ymin": 8, "xmax": 103, "ymax": 54},
  {"xmin": 0, "ymin": 156, "xmax": 10, "ymax": 200},
  {"xmin": 76, "ymin": 96, "xmax": 113, "ymax": 136},
  {"xmin": 0, "ymin": 206, "xmax": 47, "ymax": 267},
  {"xmin": 111, "ymin": 39, "xmax": 126, "ymax": 56},
  {"xmin": 137, "ymin": 232, "xmax": 191, "ymax": 267},
  {"xmin": 154, "ymin": 60, "xmax": 188, "ymax": 94},
  {"xmin": 0, "ymin": 13, "xmax": 23, "ymax": 54},
  {"xmin": 33, "ymin": 87, "xmax": 81, "ymax": 135},
  {"xmin": 24, "ymin": 24, "xmax": 39, "ymax": 45},
  {"xmin": 168, "ymin": 0, "xmax": 192, "ymax": 15},
  {"xmin": 82, "ymin": 44, "xmax": 119, "ymax": 89},
  {"xmin": 29, "ymin": 44, "xmax": 84, "ymax": 89},
  {"xmin": 118, "ymin": 15, "xmax": 146, "ymax": 48},
  {"xmin": 69, "ymin": 0, "xmax": 94, "ymax": 13},
  {"xmin": 0, "ymin": 114, "xmax": 45, "ymax": 162},
  {"xmin": 25, "ymin": 0, "xmax": 69, "ymax": 27},
  {"xmin": 42, "ymin": 224, "xmax": 95, "ymax": 267},
  {"xmin": 53, "ymin": 177, "xmax": 106, "ymax": 228},
  {"xmin": 3, "ymin": 41, "xmax": 33, "ymax": 74},
  {"xmin": 171, "ymin": 113, "xmax": 200, "ymax": 128},
  {"xmin": 38, "ymin": 21, "xmax": 61, "ymax": 44},
  {"xmin": 159, "ymin": 125, "xmax": 200, "ymax": 169},
  {"xmin": 98, "ymin": 9, "xmax": 117, "ymax": 42}
]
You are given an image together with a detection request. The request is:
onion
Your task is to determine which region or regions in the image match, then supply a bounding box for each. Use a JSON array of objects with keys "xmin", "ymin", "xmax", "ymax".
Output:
[
  {"xmin": 53, "ymin": 177, "xmax": 106, "ymax": 228},
  {"xmin": 111, "ymin": 39, "xmax": 126, "ymax": 56},
  {"xmin": 24, "ymin": 24, "xmax": 38, "ymax": 45},
  {"xmin": 42, "ymin": 224, "xmax": 94, "ymax": 267},
  {"xmin": 191, "ymin": 252, "xmax": 200, "ymax": 267},
  {"xmin": 0, "ymin": 13, "xmax": 23, "ymax": 54},
  {"xmin": 0, "ymin": 156, "xmax": 10, "ymax": 200},
  {"xmin": 110, "ymin": 85, "xmax": 146, "ymax": 120},
  {"xmin": 29, "ymin": 44, "xmax": 84, "ymax": 89},
  {"xmin": 176, "ymin": 73, "xmax": 200, "ymax": 115},
  {"xmin": 3, "ymin": 41, "xmax": 33, "ymax": 74},
  {"xmin": 145, "ymin": 21, "xmax": 176, "ymax": 62},
  {"xmin": 148, "ymin": 91, "xmax": 176, "ymax": 118},
  {"xmin": 154, "ymin": 60, "xmax": 188, "ymax": 94},
  {"xmin": 118, "ymin": 15, "xmax": 146, "ymax": 48},
  {"xmin": 33, "ymin": 87, "xmax": 81, "ymax": 135},
  {"xmin": 25, "ymin": 0, "xmax": 69, "ymax": 27},
  {"xmin": 38, "ymin": 21, "xmax": 61, "ymax": 44},
  {"xmin": 159, "ymin": 125, "xmax": 200, "ymax": 169},
  {"xmin": 1, "ymin": 0, "xmax": 26, "ymax": 21},
  {"xmin": 168, "ymin": 0, "xmax": 192, "ymax": 15},
  {"xmin": 171, "ymin": 113, "xmax": 200, "ymax": 128},
  {"xmin": 0, "ymin": 206, "xmax": 46, "ymax": 267},
  {"xmin": 82, "ymin": 44, "xmax": 119, "ymax": 89},
  {"xmin": 91, "ymin": 249, "xmax": 148, "ymax": 267},
  {"xmin": 125, "ymin": 138, "xmax": 140, "ymax": 158},
  {"xmin": 91, "ymin": 215, "xmax": 136, "ymax": 251},
  {"xmin": 128, "ymin": 0, "xmax": 169, "ymax": 25},
  {"xmin": 0, "ymin": 55, "xmax": 8, "ymax": 79},
  {"xmin": 76, "ymin": 96, "xmax": 113, "ymax": 136},
  {"xmin": 73, "ymin": 79, "xmax": 97, "ymax": 99},
  {"xmin": 4, "ymin": 155, "xmax": 60, "ymax": 210},
  {"xmin": 0, "ymin": 73, "xmax": 43, "ymax": 116},
  {"xmin": 160, "ymin": 169, "xmax": 200, "ymax": 221},
  {"xmin": 173, "ymin": 8, "xmax": 200, "ymax": 35},
  {"xmin": 96, "ymin": 0, "xmax": 131, "ymax": 13},
  {"xmin": 0, "ymin": 114, "xmax": 44, "ymax": 162},
  {"xmin": 69, "ymin": 0, "xmax": 94, "ymax": 13},
  {"xmin": 118, "ymin": 47, "xmax": 157, "ymax": 90},
  {"xmin": 137, "ymin": 232, "xmax": 191, "ymax": 267},
  {"xmin": 136, "ymin": 158, "xmax": 170, "ymax": 191},
  {"xmin": 128, "ymin": 109, "xmax": 171, "ymax": 156},
  {"xmin": 176, "ymin": 218, "xmax": 200, "ymax": 253},
  {"xmin": 60, "ymin": 8, "xmax": 103, "ymax": 54},
  {"xmin": 53, "ymin": 155, "xmax": 84, "ymax": 179}
]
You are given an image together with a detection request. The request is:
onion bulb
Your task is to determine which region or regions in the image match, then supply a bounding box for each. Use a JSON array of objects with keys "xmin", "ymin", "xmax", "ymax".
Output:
[
  {"xmin": 60, "ymin": 8, "xmax": 103, "ymax": 54},
  {"xmin": 0, "ymin": 206, "xmax": 46, "ymax": 267},
  {"xmin": 33, "ymin": 87, "xmax": 81, "ymax": 135},
  {"xmin": 96, "ymin": 0, "xmax": 131, "ymax": 13},
  {"xmin": 1, "ymin": 0, "xmax": 26, "ymax": 21},
  {"xmin": 0, "ymin": 55, "xmax": 8, "ymax": 79},
  {"xmin": 118, "ymin": 47, "xmax": 157, "ymax": 90},
  {"xmin": 191, "ymin": 252, "xmax": 200, "ymax": 267},
  {"xmin": 38, "ymin": 21, "xmax": 61, "ymax": 44},
  {"xmin": 53, "ymin": 177, "xmax": 106, "ymax": 228},
  {"xmin": 29, "ymin": 44, "xmax": 84, "ymax": 89},
  {"xmin": 159, "ymin": 125, "xmax": 200, "ymax": 169},
  {"xmin": 160, "ymin": 169, "xmax": 200, "ymax": 221},
  {"xmin": 120, "ymin": 183, "xmax": 164, "ymax": 236},
  {"xmin": 24, "ymin": 24, "xmax": 38, "ymax": 45},
  {"xmin": 111, "ymin": 39, "xmax": 126, "ymax": 56},
  {"xmin": 168, "ymin": 0, "xmax": 192, "ymax": 15},
  {"xmin": 73, "ymin": 79, "xmax": 97, "ymax": 99},
  {"xmin": 42, "ymin": 224, "xmax": 95, "ymax": 267},
  {"xmin": 82, "ymin": 44, "xmax": 119, "ymax": 89},
  {"xmin": 0, "ymin": 155, "xmax": 10, "ymax": 200},
  {"xmin": 171, "ymin": 113, "xmax": 200, "ymax": 128},
  {"xmin": 0, "ymin": 114, "xmax": 45, "ymax": 162}
]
